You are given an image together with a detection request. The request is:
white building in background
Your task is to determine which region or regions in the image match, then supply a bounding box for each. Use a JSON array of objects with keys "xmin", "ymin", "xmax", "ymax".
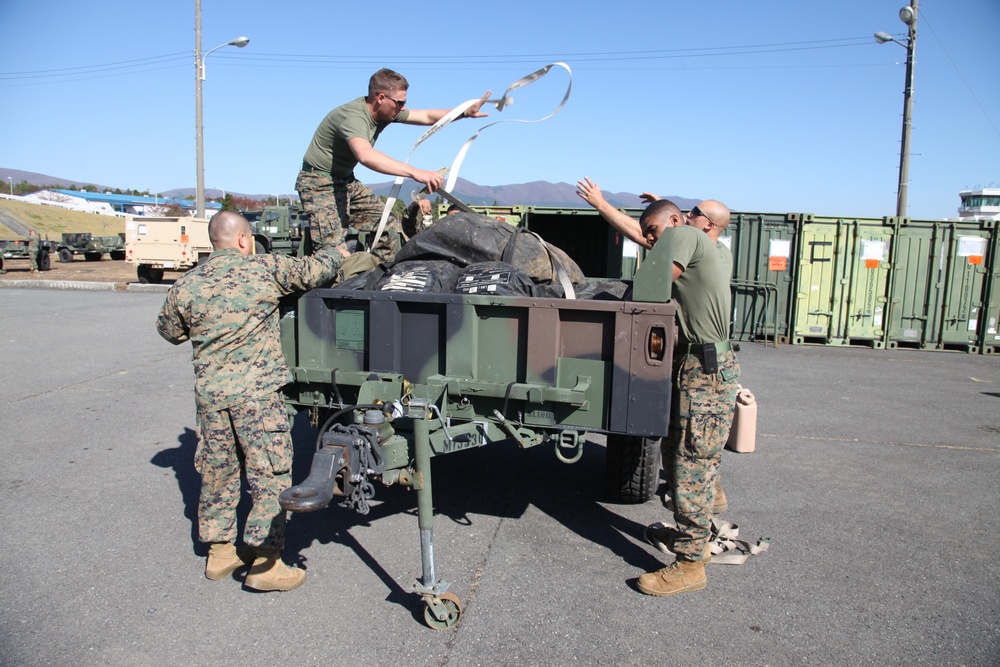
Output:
[
  {"xmin": 22, "ymin": 190, "xmax": 221, "ymax": 217},
  {"xmin": 956, "ymin": 187, "xmax": 1000, "ymax": 221}
]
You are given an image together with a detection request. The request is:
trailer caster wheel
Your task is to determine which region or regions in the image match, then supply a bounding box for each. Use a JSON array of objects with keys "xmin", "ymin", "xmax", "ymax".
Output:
[{"xmin": 423, "ymin": 592, "xmax": 462, "ymax": 630}]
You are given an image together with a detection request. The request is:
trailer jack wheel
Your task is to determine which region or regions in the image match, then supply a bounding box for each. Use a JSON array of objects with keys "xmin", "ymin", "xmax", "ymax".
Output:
[{"xmin": 423, "ymin": 592, "xmax": 462, "ymax": 630}]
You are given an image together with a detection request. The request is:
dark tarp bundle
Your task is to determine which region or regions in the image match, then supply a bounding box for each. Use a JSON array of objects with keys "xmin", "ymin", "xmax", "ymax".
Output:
[
  {"xmin": 392, "ymin": 212, "xmax": 586, "ymax": 286},
  {"xmin": 453, "ymin": 261, "xmax": 552, "ymax": 297}
]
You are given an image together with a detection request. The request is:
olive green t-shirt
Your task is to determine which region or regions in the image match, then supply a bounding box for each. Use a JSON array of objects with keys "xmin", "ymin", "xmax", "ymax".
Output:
[
  {"xmin": 671, "ymin": 226, "xmax": 731, "ymax": 344},
  {"xmin": 302, "ymin": 96, "xmax": 410, "ymax": 177}
]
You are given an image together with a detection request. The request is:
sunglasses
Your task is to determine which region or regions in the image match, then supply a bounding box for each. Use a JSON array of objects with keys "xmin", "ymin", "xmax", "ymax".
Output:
[
  {"xmin": 690, "ymin": 205, "xmax": 716, "ymax": 226},
  {"xmin": 382, "ymin": 93, "xmax": 406, "ymax": 108}
]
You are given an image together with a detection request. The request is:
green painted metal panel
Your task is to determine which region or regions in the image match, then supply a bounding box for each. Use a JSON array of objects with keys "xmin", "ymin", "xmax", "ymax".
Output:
[
  {"xmin": 792, "ymin": 219, "xmax": 844, "ymax": 343},
  {"xmin": 981, "ymin": 223, "xmax": 1000, "ymax": 354},
  {"xmin": 934, "ymin": 221, "xmax": 992, "ymax": 351},
  {"xmin": 793, "ymin": 215, "xmax": 894, "ymax": 347},
  {"xmin": 885, "ymin": 218, "xmax": 942, "ymax": 348},
  {"xmin": 725, "ymin": 211, "xmax": 800, "ymax": 344}
]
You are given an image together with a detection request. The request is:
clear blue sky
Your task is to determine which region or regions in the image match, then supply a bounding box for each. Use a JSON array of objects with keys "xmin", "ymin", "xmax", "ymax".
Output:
[{"xmin": 1, "ymin": 0, "xmax": 997, "ymax": 220}]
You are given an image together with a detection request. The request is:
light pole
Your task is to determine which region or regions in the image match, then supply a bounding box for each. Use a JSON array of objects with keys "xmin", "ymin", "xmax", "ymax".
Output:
[
  {"xmin": 195, "ymin": 0, "xmax": 248, "ymax": 218},
  {"xmin": 875, "ymin": 1, "xmax": 918, "ymax": 219},
  {"xmin": 6, "ymin": 177, "xmax": 12, "ymax": 196}
]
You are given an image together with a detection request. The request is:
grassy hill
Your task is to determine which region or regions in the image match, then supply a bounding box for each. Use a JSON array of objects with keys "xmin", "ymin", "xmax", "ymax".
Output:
[{"xmin": 0, "ymin": 199, "xmax": 124, "ymax": 241}]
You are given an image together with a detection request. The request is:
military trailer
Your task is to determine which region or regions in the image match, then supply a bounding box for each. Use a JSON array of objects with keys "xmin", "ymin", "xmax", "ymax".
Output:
[
  {"xmin": 277, "ymin": 219, "xmax": 678, "ymax": 628},
  {"xmin": 55, "ymin": 233, "xmax": 126, "ymax": 263},
  {"xmin": 124, "ymin": 216, "xmax": 211, "ymax": 283},
  {"xmin": 0, "ymin": 238, "xmax": 52, "ymax": 271}
]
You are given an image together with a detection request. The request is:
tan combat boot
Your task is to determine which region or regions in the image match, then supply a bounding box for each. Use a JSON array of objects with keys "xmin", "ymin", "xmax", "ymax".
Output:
[
  {"xmin": 713, "ymin": 478, "xmax": 728, "ymax": 514},
  {"xmin": 205, "ymin": 542, "xmax": 255, "ymax": 580},
  {"xmin": 244, "ymin": 547, "xmax": 306, "ymax": 592},
  {"xmin": 636, "ymin": 559, "xmax": 706, "ymax": 597}
]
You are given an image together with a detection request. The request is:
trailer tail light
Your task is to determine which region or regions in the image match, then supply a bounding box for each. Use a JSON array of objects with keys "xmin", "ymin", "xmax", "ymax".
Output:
[{"xmin": 648, "ymin": 326, "xmax": 665, "ymax": 362}]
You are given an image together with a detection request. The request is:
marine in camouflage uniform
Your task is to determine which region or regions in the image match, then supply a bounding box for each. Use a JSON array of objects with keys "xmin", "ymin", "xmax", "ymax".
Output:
[
  {"xmin": 637, "ymin": 200, "xmax": 740, "ymax": 597},
  {"xmin": 28, "ymin": 230, "xmax": 39, "ymax": 272},
  {"xmin": 295, "ymin": 68, "xmax": 490, "ymax": 262},
  {"xmin": 156, "ymin": 210, "xmax": 343, "ymax": 589}
]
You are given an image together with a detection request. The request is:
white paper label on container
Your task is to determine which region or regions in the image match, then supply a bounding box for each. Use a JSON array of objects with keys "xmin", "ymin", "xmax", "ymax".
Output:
[
  {"xmin": 957, "ymin": 236, "xmax": 986, "ymax": 257},
  {"xmin": 769, "ymin": 239, "xmax": 791, "ymax": 258}
]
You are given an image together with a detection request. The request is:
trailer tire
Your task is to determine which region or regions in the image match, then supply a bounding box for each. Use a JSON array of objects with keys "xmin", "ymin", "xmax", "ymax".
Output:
[
  {"xmin": 84, "ymin": 252, "xmax": 102, "ymax": 262},
  {"xmin": 605, "ymin": 435, "xmax": 660, "ymax": 504},
  {"xmin": 58, "ymin": 248, "xmax": 74, "ymax": 263},
  {"xmin": 38, "ymin": 251, "xmax": 51, "ymax": 271},
  {"xmin": 110, "ymin": 250, "xmax": 125, "ymax": 261},
  {"xmin": 137, "ymin": 265, "xmax": 164, "ymax": 284}
]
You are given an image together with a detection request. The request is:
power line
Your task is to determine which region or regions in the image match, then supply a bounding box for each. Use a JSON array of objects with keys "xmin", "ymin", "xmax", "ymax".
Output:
[
  {"xmin": 919, "ymin": 7, "xmax": 1000, "ymax": 142},
  {"xmin": 0, "ymin": 36, "xmax": 878, "ymax": 85}
]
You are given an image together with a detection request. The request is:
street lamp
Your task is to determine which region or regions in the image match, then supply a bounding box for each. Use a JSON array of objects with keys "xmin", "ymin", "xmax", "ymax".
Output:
[
  {"xmin": 195, "ymin": 2, "xmax": 248, "ymax": 218},
  {"xmin": 875, "ymin": 1, "xmax": 918, "ymax": 219},
  {"xmin": 7, "ymin": 177, "xmax": 12, "ymax": 196}
]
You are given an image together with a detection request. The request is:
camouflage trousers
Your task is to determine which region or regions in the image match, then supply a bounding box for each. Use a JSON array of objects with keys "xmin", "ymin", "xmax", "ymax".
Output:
[
  {"xmin": 195, "ymin": 393, "xmax": 293, "ymax": 549},
  {"xmin": 28, "ymin": 239, "xmax": 38, "ymax": 271},
  {"xmin": 295, "ymin": 169, "xmax": 400, "ymax": 263},
  {"xmin": 660, "ymin": 347, "xmax": 739, "ymax": 561}
]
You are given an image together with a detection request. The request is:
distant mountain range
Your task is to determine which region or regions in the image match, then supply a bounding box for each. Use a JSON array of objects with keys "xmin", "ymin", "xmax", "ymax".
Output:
[{"xmin": 0, "ymin": 168, "xmax": 698, "ymax": 210}]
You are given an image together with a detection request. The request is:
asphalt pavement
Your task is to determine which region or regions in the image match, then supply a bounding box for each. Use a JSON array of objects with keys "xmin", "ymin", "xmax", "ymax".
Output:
[{"xmin": 1, "ymin": 287, "xmax": 998, "ymax": 666}]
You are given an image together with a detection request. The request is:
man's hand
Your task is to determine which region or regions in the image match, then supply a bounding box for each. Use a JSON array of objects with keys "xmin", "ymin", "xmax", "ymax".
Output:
[
  {"xmin": 576, "ymin": 177, "xmax": 607, "ymax": 209},
  {"xmin": 463, "ymin": 91, "xmax": 493, "ymax": 118},
  {"xmin": 640, "ymin": 192, "xmax": 661, "ymax": 205},
  {"xmin": 414, "ymin": 168, "xmax": 445, "ymax": 193},
  {"xmin": 416, "ymin": 198, "xmax": 432, "ymax": 216}
]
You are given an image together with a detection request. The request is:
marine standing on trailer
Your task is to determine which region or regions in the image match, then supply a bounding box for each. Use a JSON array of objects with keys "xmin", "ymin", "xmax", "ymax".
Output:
[
  {"xmin": 156, "ymin": 210, "xmax": 344, "ymax": 591},
  {"xmin": 296, "ymin": 68, "xmax": 490, "ymax": 262}
]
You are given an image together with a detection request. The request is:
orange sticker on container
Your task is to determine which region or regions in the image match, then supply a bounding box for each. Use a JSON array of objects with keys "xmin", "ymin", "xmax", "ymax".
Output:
[
  {"xmin": 865, "ymin": 259, "xmax": 879, "ymax": 269},
  {"xmin": 769, "ymin": 256, "xmax": 787, "ymax": 271},
  {"xmin": 180, "ymin": 235, "xmax": 189, "ymax": 244},
  {"xmin": 969, "ymin": 255, "xmax": 983, "ymax": 265}
]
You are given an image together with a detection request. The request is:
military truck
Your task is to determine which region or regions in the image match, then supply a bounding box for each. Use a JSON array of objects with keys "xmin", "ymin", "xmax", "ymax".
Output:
[
  {"xmin": 0, "ymin": 238, "xmax": 53, "ymax": 271},
  {"xmin": 54, "ymin": 232, "xmax": 127, "ymax": 262},
  {"xmin": 276, "ymin": 213, "xmax": 678, "ymax": 628},
  {"xmin": 245, "ymin": 205, "xmax": 307, "ymax": 256},
  {"xmin": 124, "ymin": 216, "xmax": 211, "ymax": 283}
]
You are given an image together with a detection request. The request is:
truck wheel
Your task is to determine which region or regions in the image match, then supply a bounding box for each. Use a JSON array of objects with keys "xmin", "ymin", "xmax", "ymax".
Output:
[
  {"xmin": 605, "ymin": 435, "xmax": 661, "ymax": 504},
  {"xmin": 84, "ymin": 252, "xmax": 102, "ymax": 262},
  {"xmin": 38, "ymin": 251, "xmax": 51, "ymax": 271},
  {"xmin": 58, "ymin": 248, "xmax": 74, "ymax": 263},
  {"xmin": 137, "ymin": 265, "xmax": 164, "ymax": 284},
  {"xmin": 110, "ymin": 250, "xmax": 125, "ymax": 261},
  {"xmin": 254, "ymin": 240, "xmax": 266, "ymax": 256}
]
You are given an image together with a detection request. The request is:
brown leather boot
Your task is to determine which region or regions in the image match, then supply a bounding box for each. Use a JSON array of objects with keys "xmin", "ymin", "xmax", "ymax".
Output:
[
  {"xmin": 205, "ymin": 543, "xmax": 254, "ymax": 580},
  {"xmin": 713, "ymin": 478, "xmax": 728, "ymax": 514},
  {"xmin": 244, "ymin": 547, "xmax": 306, "ymax": 591},
  {"xmin": 636, "ymin": 559, "xmax": 706, "ymax": 597}
]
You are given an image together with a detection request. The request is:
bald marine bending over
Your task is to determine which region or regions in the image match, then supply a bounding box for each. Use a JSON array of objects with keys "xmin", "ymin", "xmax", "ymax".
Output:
[
  {"xmin": 636, "ymin": 199, "xmax": 741, "ymax": 597},
  {"xmin": 156, "ymin": 209, "xmax": 345, "ymax": 592}
]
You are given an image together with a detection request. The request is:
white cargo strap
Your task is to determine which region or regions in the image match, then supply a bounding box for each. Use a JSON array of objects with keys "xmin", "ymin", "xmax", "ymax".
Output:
[
  {"xmin": 369, "ymin": 62, "xmax": 573, "ymax": 251},
  {"xmin": 705, "ymin": 517, "xmax": 770, "ymax": 565},
  {"xmin": 645, "ymin": 519, "xmax": 770, "ymax": 566}
]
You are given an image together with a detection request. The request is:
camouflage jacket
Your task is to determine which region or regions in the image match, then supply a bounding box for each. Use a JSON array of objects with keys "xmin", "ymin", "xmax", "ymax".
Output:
[{"xmin": 156, "ymin": 247, "xmax": 340, "ymax": 411}]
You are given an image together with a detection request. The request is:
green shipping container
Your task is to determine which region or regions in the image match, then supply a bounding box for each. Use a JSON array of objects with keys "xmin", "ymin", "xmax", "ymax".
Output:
[
  {"xmin": 724, "ymin": 211, "xmax": 800, "ymax": 344},
  {"xmin": 792, "ymin": 215, "xmax": 894, "ymax": 347}
]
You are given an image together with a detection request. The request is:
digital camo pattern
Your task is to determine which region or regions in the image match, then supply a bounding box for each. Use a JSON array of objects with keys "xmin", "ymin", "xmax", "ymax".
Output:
[
  {"xmin": 28, "ymin": 233, "xmax": 38, "ymax": 271},
  {"xmin": 155, "ymin": 246, "xmax": 341, "ymax": 411},
  {"xmin": 295, "ymin": 169, "xmax": 400, "ymax": 262},
  {"xmin": 195, "ymin": 395, "xmax": 292, "ymax": 548},
  {"xmin": 661, "ymin": 349, "xmax": 740, "ymax": 561}
]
